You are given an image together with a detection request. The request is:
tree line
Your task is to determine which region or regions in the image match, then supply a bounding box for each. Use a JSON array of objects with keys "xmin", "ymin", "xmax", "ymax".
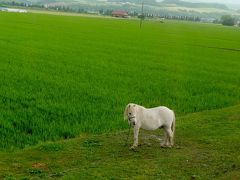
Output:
[{"xmin": 1, "ymin": 1, "xmax": 239, "ymax": 26}]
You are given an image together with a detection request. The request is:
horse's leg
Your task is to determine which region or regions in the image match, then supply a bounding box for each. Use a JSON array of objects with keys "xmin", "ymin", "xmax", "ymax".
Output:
[
  {"xmin": 161, "ymin": 130, "xmax": 167, "ymax": 147},
  {"xmin": 165, "ymin": 127, "xmax": 173, "ymax": 147},
  {"xmin": 131, "ymin": 126, "xmax": 139, "ymax": 149}
]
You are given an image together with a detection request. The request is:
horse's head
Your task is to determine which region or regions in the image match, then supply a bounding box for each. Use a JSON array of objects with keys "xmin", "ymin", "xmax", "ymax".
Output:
[{"xmin": 124, "ymin": 103, "xmax": 137, "ymax": 126}]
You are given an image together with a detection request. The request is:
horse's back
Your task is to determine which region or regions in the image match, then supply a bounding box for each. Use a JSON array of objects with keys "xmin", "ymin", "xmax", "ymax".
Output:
[
  {"xmin": 149, "ymin": 106, "xmax": 173, "ymax": 115},
  {"xmin": 150, "ymin": 106, "xmax": 174, "ymax": 124},
  {"xmin": 139, "ymin": 105, "xmax": 174, "ymax": 130}
]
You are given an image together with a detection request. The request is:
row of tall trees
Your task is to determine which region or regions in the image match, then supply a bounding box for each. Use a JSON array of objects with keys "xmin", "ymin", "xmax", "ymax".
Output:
[
  {"xmin": 221, "ymin": 15, "xmax": 236, "ymax": 26},
  {"xmin": 1, "ymin": 1, "xmax": 239, "ymax": 26}
]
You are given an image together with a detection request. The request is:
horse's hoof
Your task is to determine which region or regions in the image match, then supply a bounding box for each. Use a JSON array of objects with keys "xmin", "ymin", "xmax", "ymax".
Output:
[
  {"xmin": 130, "ymin": 146, "xmax": 137, "ymax": 150},
  {"xmin": 160, "ymin": 144, "xmax": 166, "ymax": 148}
]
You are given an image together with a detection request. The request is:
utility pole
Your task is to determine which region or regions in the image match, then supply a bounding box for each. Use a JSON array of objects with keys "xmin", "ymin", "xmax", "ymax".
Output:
[{"xmin": 140, "ymin": 1, "xmax": 144, "ymax": 29}]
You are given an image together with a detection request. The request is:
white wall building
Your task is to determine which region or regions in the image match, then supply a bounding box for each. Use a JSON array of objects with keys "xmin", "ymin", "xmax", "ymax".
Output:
[{"xmin": 0, "ymin": 7, "xmax": 27, "ymax": 13}]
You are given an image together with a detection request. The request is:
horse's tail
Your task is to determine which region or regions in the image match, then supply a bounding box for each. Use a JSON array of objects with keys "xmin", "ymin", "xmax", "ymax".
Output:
[{"xmin": 171, "ymin": 111, "xmax": 176, "ymax": 146}]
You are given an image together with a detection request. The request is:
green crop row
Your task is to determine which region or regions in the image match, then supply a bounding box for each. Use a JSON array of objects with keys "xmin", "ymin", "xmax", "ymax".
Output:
[{"xmin": 0, "ymin": 12, "xmax": 240, "ymax": 150}]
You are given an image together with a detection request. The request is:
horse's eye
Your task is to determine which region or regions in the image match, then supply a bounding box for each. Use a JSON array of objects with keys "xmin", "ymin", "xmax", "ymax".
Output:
[{"xmin": 129, "ymin": 113, "xmax": 131, "ymax": 115}]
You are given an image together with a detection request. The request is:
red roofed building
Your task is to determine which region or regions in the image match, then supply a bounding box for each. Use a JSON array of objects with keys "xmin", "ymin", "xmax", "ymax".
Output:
[{"xmin": 112, "ymin": 11, "xmax": 128, "ymax": 18}]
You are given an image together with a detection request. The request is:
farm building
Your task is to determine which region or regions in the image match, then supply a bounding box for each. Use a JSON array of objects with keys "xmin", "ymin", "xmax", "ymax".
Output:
[
  {"xmin": 0, "ymin": 7, "xmax": 27, "ymax": 13},
  {"xmin": 200, "ymin": 18, "xmax": 216, "ymax": 23},
  {"xmin": 237, "ymin": 21, "xmax": 240, "ymax": 26},
  {"xmin": 112, "ymin": 11, "xmax": 128, "ymax": 18}
]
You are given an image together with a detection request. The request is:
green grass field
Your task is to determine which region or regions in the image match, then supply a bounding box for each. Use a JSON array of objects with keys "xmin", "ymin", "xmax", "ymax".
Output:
[
  {"xmin": 1, "ymin": 105, "xmax": 240, "ymax": 179},
  {"xmin": 0, "ymin": 11, "xmax": 240, "ymax": 152}
]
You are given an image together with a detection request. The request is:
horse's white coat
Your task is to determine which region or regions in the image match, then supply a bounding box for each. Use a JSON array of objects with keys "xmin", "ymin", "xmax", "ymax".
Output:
[{"xmin": 124, "ymin": 103, "xmax": 175, "ymax": 149}]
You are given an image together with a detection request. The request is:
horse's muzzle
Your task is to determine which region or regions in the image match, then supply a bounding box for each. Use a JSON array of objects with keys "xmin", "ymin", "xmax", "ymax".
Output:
[{"xmin": 128, "ymin": 120, "xmax": 136, "ymax": 126}]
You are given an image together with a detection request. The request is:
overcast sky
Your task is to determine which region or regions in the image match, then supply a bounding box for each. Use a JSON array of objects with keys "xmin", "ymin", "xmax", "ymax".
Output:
[{"xmin": 183, "ymin": 0, "xmax": 240, "ymax": 4}]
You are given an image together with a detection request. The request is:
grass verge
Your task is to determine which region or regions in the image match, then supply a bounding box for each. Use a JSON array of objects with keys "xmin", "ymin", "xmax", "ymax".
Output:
[{"xmin": 0, "ymin": 104, "xmax": 239, "ymax": 179}]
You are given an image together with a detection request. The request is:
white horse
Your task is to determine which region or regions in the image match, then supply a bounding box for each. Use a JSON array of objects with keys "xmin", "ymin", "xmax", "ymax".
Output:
[{"xmin": 124, "ymin": 103, "xmax": 175, "ymax": 149}]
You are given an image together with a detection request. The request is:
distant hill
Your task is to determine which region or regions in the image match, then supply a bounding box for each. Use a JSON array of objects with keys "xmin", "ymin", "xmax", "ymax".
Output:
[
  {"xmin": 107, "ymin": 0, "xmax": 157, "ymax": 5},
  {"xmin": 162, "ymin": 0, "xmax": 228, "ymax": 10},
  {"xmin": 1, "ymin": 0, "xmax": 237, "ymax": 18},
  {"xmin": 3, "ymin": 0, "xmax": 229, "ymax": 11}
]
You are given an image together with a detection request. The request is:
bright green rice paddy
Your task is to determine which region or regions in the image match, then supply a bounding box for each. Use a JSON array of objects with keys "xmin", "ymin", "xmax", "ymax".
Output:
[{"xmin": 0, "ymin": 12, "xmax": 240, "ymax": 150}]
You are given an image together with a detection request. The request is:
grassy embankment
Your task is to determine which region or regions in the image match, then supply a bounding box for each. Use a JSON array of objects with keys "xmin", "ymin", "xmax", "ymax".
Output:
[{"xmin": 0, "ymin": 104, "xmax": 240, "ymax": 179}]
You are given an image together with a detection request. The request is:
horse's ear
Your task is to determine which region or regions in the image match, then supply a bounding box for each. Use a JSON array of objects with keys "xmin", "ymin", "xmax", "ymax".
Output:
[{"xmin": 124, "ymin": 105, "xmax": 128, "ymax": 120}]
